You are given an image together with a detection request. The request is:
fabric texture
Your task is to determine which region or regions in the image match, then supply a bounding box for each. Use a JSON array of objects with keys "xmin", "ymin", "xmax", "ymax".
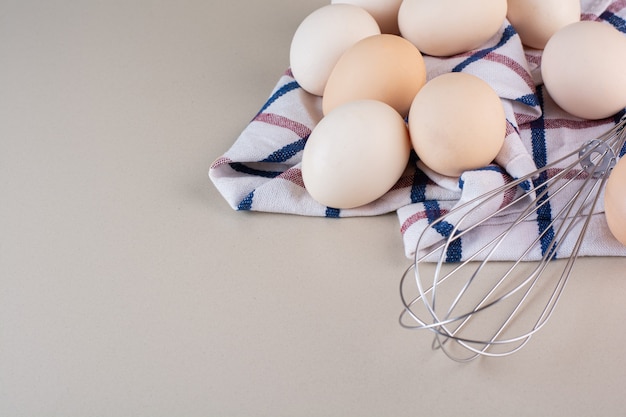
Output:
[{"xmin": 210, "ymin": 0, "xmax": 626, "ymax": 260}]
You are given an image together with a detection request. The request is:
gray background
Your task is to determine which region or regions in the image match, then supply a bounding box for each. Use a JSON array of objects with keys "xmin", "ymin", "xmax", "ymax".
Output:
[{"xmin": 2, "ymin": 1, "xmax": 626, "ymax": 415}]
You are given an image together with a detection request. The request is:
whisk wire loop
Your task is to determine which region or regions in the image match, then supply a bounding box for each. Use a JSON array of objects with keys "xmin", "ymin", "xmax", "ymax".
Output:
[{"xmin": 400, "ymin": 116, "xmax": 626, "ymax": 361}]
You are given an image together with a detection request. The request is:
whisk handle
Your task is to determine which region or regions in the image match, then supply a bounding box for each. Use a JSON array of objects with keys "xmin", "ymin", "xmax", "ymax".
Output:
[{"xmin": 579, "ymin": 139, "xmax": 617, "ymax": 178}]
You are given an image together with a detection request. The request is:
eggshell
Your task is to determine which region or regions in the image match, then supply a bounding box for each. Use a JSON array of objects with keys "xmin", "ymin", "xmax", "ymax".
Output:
[
  {"xmin": 398, "ymin": 0, "xmax": 507, "ymax": 57},
  {"xmin": 331, "ymin": 0, "xmax": 403, "ymax": 34},
  {"xmin": 604, "ymin": 155, "xmax": 626, "ymax": 246},
  {"xmin": 289, "ymin": 4, "xmax": 381, "ymax": 96},
  {"xmin": 408, "ymin": 72, "xmax": 506, "ymax": 177},
  {"xmin": 301, "ymin": 100, "xmax": 411, "ymax": 209},
  {"xmin": 541, "ymin": 21, "xmax": 626, "ymax": 120},
  {"xmin": 506, "ymin": 0, "xmax": 580, "ymax": 50},
  {"xmin": 322, "ymin": 34, "xmax": 427, "ymax": 117}
]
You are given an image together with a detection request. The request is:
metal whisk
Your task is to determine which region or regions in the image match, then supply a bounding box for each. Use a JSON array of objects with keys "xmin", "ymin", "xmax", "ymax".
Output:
[{"xmin": 399, "ymin": 115, "xmax": 626, "ymax": 362}]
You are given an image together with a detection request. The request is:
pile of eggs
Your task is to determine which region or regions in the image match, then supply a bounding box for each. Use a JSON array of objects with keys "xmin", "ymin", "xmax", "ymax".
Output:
[{"xmin": 290, "ymin": 0, "xmax": 626, "ymax": 231}]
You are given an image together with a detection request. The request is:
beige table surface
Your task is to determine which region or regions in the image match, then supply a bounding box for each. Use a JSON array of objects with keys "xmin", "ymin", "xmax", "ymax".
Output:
[{"xmin": 3, "ymin": 1, "xmax": 626, "ymax": 416}]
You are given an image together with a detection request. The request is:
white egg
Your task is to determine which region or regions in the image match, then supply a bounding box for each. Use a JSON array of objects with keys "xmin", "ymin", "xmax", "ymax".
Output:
[
  {"xmin": 506, "ymin": 0, "xmax": 580, "ymax": 49},
  {"xmin": 541, "ymin": 21, "xmax": 626, "ymax": 120},
  {"xmin": 301, "ymin": 100, "xmax": 411, "ymax": 209},
  {"xmin": 398, "ymin": 0, "xmax": 508, "ymax": 56},
  {"xmin": 331, "ymin": 0, "xmax": 403, "ymax": 34},
  {"xmin": 289, "ymin": 4, "xmax": 380, "ymax": 96}
]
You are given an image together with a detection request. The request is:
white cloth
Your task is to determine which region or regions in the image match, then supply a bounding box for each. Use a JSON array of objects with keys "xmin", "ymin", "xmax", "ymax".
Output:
[{"xmin": 210, "ymin": 0, "xmax": 626, "ymax": 260}]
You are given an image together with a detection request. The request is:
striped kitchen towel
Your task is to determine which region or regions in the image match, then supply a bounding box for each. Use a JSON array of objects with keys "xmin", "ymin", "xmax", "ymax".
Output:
[{"xmin": 210, "ymin": 0, "xmax": 626, "ymax": 260}]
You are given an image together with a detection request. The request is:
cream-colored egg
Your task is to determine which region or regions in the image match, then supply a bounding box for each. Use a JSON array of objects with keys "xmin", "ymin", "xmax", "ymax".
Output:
[
  {"xmin": 289, "ymin": 4, "xmax": 381, "ymax": 96},
  {"xmin": 408, "ymin": 72, "xmax": 506, "ymax": 177},
  {"xmin": 322, "ymin": 34, "xmax": 427, "ymax": 117},
  {"xmin": 506, "ymin": 0, "xmax": 580, "ymax": 49},
  {"xmin": 301, "ymin": 100, "xmax": 411, "ymax": 209},
  {"xmin": 604, "ymin": 156, "xmax": 626, "ymax": 246},
  {"xmin": 331, "ymin": 0, "xmax": 403, "ymax": 34},
  {"xmin": 398, "ymin": 0, "xmax": 508, "ymax": 57},
  {"xmin": 541, "ymin": 21, "xmax": 626, "ymax": 120}
]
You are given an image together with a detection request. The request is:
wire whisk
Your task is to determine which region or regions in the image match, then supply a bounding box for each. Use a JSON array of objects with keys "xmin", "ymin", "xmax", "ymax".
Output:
[{"xmin": 399, "ymin": 115, "xmax": 626, "ymax": 362}]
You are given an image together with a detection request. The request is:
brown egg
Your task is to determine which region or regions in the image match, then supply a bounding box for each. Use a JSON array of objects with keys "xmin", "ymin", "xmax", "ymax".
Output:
[
  {"xmin": 604, "ymin": 156, "xmax": 626, "ymax": 246},
  {"xmin": 408, "ymin": 72, "xmax": 506, "ymax": 177},
  {"xmin": 322, "ymin": 34, "xmax": 427, "ymax": 117}
]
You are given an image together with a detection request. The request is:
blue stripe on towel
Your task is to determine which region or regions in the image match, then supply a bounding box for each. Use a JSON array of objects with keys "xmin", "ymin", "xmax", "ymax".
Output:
[
  {"xmin": 530, "ymin": 86, "xmax": 557, "ymax": 258},
  {"xmin": 325, "ymin": 207, "xmax": 341, "ymax": 218},
  {"xmin": 452, "ymin": 25, "xmax": 517, "ymax": 73},
  {"xmin": 238, "ymin": 191, "xmax": 255, "ymax": 211},
  {"xmin": 516, "ymin": 94, "xmax": 540, "ymax": 107},
  {"xmin": 256, "ymin": 81, "xmax": 300, "ymax": 116},
  {"xmin": 601, "ymin": 11, "xmax": 626, "ymax": 33},
  {"xmin": 445, "ymin": 234, "xmax": 463, "ymax": 263},
  {"xmin": 424, "ymin": 200, "xmax": 442, "ymax": 224},
  {"xmin": 229, "ymin": 162, "xmax": 282, "ymax": 178},
  {"xmin": 261, "ymin": 137, "xmax": 308, "ymax": 163},
  {"xmin": 424, "ymin": 200, "xmax": 463, "ymax": 262},
  {"xmin": 434, "ymin": 220, "xmax": 463, "ymax": 263},
  {"xmin": 411, "ymin": 157, "xmax": 428, "ymax": 204}
]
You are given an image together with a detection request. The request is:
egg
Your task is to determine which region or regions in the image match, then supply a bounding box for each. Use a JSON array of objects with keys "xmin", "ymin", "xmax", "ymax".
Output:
[
  {"xmin": 604, "ymin": 155, "xmax": 626, "ymax": 246},
  {"xmin": 289, "ymin": 4, "xmax": 381, "ymax": 96},
  {"xmin": 331, "ymin": 0, "xmax": 403, "ymax": 34},
  {"xmin": 398, "ymin": 0, "xmax": 508, "ymax": 57},
  {"xmin": 506, "ymin": 0, "xmax": 580, "ymax": 50},
  {"xmin": 301, "ymin": 100, "xmax": 411, "ymax": 209},
  {"xmin": 408, "ymin": 72, "xmax": 506, "ymax": 177},
  {"xmin": 541, "ymin": 21, "xmax": 626, "ymax": 120},
  {"xmin": 322, "ymin": 34, "xmax": 427, "ymax": 117}
]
